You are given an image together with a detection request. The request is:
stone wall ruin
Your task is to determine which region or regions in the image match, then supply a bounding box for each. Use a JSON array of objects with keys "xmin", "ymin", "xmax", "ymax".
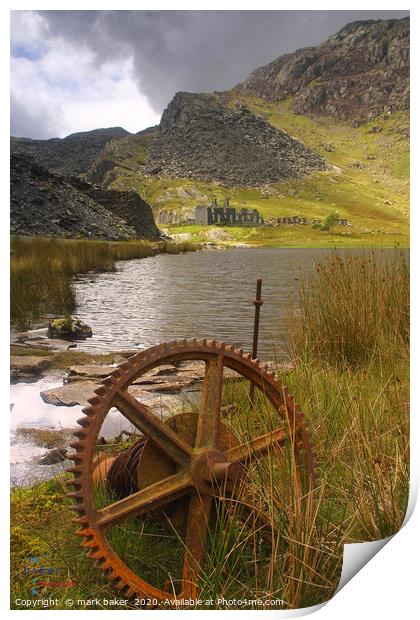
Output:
[
  {"xmin": 158, "ymin": 198, "xmax": 350, "ymax": 229},
  {"xmin": 194, "ymin": 199, "xmax": 264, "ymax": 226},
  {"xmin": 267, "ymin": 216, "xmax": 350, "ymax": 227}
]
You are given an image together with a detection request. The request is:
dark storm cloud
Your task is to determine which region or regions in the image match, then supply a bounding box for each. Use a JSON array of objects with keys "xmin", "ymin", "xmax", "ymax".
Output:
[{"xmin": 38, "ymin": 10, "xmax": 409, "ymax": 113}]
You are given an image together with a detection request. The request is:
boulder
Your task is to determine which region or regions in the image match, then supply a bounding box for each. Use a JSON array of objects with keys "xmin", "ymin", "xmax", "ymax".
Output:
[
  {"xmin": 204, "ymin": 228, "xmax": 233, "ymax": 242},
  {"xmin": 171, "ymin": 232, "xmax": 193, "ymax": 243},
  {"xmin": 48, "ymin": 317, "xmax": 93, "ymax": 340},
  {"xmin": 67, "ymin": 365, "xmax": 116, "ymax": 380}
]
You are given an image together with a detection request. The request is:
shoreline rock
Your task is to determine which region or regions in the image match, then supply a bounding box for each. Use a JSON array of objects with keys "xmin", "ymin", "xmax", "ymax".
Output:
[
  {"xmin": 39, "ymin": 360, "xmax": 243, "ymax": 408},
  {"xmin": 38, "ymin": 448, "xmax": 68, "ymax": 465},
  {"xmin": 48, "ymin": 317, "xmax": 93, "ymax": 340},
  {"xmin": 11, "ymin": 355, "xmax": 52, "ymax": 383}
]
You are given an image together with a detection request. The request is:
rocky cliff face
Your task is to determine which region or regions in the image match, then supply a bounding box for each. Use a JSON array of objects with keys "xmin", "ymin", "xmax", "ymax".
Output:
[
  {"xmin": 10, "ymin": 153, "xmax": 160, "ymax": 240},
  {"xmin": 11, "ymin": 127, "xmax": 130, "ymax": 177},
  {"xmin": 87, "ymin": 129, "xmax": 158, "ymax": 188},
  {"xmin": 239, "ymin": 18, "xmax": 409, "ymax": 125},
  {"xmin": 145, "ymin": 92, "xmax": 326, "ymax": 186}
]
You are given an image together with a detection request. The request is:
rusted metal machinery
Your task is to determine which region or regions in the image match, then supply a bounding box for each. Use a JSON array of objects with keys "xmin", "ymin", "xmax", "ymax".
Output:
[{"xmin": 67, "ymin": 339, "xmax": 316, "ymax": 602}]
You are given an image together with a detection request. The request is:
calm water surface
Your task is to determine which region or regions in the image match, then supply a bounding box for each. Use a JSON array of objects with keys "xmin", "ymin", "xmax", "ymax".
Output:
[
  {"xmin": 73, "ymin": 248, "xmax": 328, "ymax": 360},
  {"xmin": 10, "ymin": 376, "xmax": 138, "ymax": 486}
]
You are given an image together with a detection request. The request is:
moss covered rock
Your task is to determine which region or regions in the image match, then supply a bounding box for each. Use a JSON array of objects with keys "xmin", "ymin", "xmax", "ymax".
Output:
[{"xmin": 47, "ymin": 316, "xmax": 92, "ymax": 340}]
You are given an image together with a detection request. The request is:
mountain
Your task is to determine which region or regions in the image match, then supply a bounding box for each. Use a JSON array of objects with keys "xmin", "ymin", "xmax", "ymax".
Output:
[
  {"xmin": 87, "ymin": 93, "xmax": 326, "ymax": 189},
  {"xmin": 10, "ymin": 152, "xmax": 160, "ymax": 240},
  {"xmin": 10, "ymin": 17, "xmax": 409, "ymax": 246},
  {"xmin": 11, "ymin": 127, "xmax": 130, "ymax": 177},
  {"xmin": 238, "ymin": 18, "xmax": 409, "ymax": 125}
]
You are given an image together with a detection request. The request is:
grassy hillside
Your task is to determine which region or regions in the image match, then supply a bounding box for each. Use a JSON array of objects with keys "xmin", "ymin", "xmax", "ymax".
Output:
[{"xmin": 97, "ymin": 96, "xmax": 409, "ymax": 247}]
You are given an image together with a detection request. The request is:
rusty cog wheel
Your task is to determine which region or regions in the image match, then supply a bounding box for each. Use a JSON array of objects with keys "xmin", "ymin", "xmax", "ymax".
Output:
[{"xmin": 67, "ymin": 339, "xmax": 317, "ymax": 603}]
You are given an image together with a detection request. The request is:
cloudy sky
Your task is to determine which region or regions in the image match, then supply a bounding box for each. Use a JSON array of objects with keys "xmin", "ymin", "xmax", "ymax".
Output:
[{"xmin": 10, "ymin": 10, "xmax": 409, "ymax": 139}]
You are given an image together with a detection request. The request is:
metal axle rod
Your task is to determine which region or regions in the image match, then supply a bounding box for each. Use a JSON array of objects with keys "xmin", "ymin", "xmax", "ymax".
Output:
[{"xmin": 250, "ymin": 278, "xmax": 263, "ymax": 403}]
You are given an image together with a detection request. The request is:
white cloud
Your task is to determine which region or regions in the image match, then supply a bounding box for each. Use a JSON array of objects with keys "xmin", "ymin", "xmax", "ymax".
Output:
[
  {"xmin": 64, "ymin": 63, "xmax": 160, "ymax": 134},
  {"xmin": 10, "ymin": 10, "xmax": 45, "ymax": 51},
  {"xmin": 10, "ymin": 11, "xmax": 160, "ymax": 138},
  {"xmin": 10, "ymin": 92, "xmax": 68, "ymax": 139}
]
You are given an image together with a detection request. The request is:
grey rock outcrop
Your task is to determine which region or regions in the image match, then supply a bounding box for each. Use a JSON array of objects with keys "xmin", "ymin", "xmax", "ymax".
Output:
[
  {"xmin": 10, "ymin": 153, "xmax": 160, "ymax": 240},
  {"xmin": 239, "ymin": 18, "xmax": 409, "ymax": 125},
  {"xmin": 47, "ymin": 317, "xmax": 93, "ymax": 340}
]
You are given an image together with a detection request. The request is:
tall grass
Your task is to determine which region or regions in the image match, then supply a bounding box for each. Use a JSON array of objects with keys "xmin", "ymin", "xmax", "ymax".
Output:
[
  {"xmin": 11, "ymin": 236, "xmax": 199, "ymax": 328},
  {"xmin": 283, "ymin": 248, "xmax": 409, "ymax": 596},
  {"xmin": 290, "ymin": 249, "xmax": 409, "ymax": 367},
  {"xmin": 197, "ymin": 379, "xmax": 348, "ymax": 608}
]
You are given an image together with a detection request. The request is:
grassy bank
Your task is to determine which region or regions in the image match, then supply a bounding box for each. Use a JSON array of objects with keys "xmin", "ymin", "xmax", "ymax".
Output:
[
  {"xmin": 165, "ymin": 223, "xmax": 408, "ymax": 248},
  {"xmin": 11, "ymin": 236, "xmax": 199, "ymax": 328},
  {"xmin": 10, "ymin": 249, "xmax": 409, "ymax": 609},
  {"xmin": 286, "ymin": 249, "xmax": 409, "ymax": 545}
]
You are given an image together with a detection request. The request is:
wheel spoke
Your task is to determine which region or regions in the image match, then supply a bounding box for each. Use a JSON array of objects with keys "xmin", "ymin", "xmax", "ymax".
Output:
[
  {"xmin": 181, "ymin": 494, "xmax": 213, "ymax": 597},
  {"xmin": 225, "ymin": 426, "xmax": 298, "ymax": 464},
  {"xmin": 114, "ymin": 390, "xmax": 192, "ymax": 465},
  {"xmin": 196, "ymin": 353, "xmax": 225, "ymax": 449},
  {"xmin": 95, "ymin": 472, "xmax": 192, "ymax": 528}
]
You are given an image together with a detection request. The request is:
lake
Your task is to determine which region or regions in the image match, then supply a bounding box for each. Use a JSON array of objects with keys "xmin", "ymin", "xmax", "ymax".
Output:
[{"xmin": 73, "ymin": 247, "xmax": 328, "ymax": 361}]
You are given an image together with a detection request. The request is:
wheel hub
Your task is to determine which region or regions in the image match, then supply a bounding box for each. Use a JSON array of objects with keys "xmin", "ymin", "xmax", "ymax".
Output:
[{"xmin": 190, "ymin": 447, "xmax": 244, "ymax": 494}]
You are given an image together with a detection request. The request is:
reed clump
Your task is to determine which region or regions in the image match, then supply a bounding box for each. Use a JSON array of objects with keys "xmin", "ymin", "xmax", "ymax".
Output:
[
  {"xmin": 290, "ymin": 249, "xmax": 409, "ymax": 367},
  {"xmin": 281, "ymin": 248, "xmax": 409, "ymax": 603},
  {"xmin": 11, "ymin": 236, "xmax": 199, "ymax": 328}
]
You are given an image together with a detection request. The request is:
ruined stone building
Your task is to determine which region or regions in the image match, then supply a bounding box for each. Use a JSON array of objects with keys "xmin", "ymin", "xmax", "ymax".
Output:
[{"xmin": 194, "ymin": 198, "xmax": 264, "ymax": 226}]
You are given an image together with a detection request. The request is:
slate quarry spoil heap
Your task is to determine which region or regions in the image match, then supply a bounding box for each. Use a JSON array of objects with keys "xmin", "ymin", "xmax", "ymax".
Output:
[
  {"xmin": 145, "ymin": 92, "xmax": 326, "ymax": 187},
  {"xmin": 10, "ymin": 152, "xmax": 160, "ymax": 240}
]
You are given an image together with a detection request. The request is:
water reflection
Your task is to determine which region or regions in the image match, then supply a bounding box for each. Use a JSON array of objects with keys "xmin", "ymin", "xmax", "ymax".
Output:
[
  {"xmin": 73, "ymin": 248, "xmax": 324, "ymax": 360},
  {"xmin": 74, "ymin": 247, "xmax": 405, "ymax": 358},
  {"xmin": 10, "ymin": 377, "xmax": 135, "ymax": 486}
]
